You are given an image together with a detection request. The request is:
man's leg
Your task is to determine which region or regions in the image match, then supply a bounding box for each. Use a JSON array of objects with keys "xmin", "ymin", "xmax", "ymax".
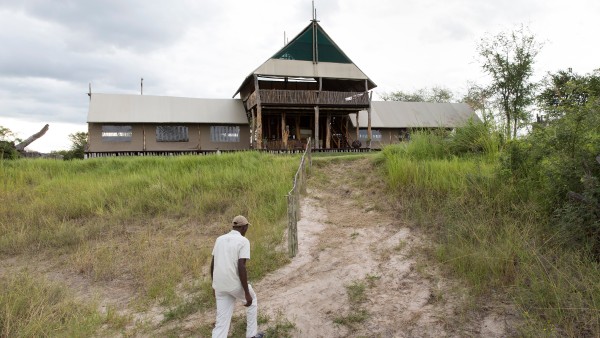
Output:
[
  {"xmin": 230, "ymin": 285, "xmax": 258, "ymax": 338},
  {"xmin": 213, "ymin": 291, "xmax": 236, "ymax": 338}
]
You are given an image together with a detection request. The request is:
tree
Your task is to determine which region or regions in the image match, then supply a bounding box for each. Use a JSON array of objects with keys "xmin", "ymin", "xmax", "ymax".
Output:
[
  {"xmin": 538, "ymin": 68, "xmax": 600, "ymax": 119},
  {"xmin": 462, "ymin": 83, "xmax": 495, "ymax": 126},
  {"xmin": 381, "ymin": 86, "xmax": 454, "ymax": 103},
  {"xmin": 518, "ymin": 69, "xmax": 600, "ymax": 256},
  {"xmin": 0, "ymin": 125, "xmax": 20, "ymax": 159},
  {"xmin": 477, "ymin": 26, "xmax": 541, "ymax": 140},
  {"xmin": 66, "ymin": 132, "xmax": 88, "ymax": 160}
]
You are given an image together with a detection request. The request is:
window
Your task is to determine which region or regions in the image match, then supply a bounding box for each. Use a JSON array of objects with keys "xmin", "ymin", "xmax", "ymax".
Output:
[
  {"xmin": 211, "ymin": 126, "xmax": 240, "ymax": 142},
  {"xmin": 156, "ymin": 126, "xmax": 189, "ymax": 142},
  {"xmin": 358, "ymin": 129, "xmax": 382, "ymax": 141},
  {"xmin": 102, "ymin": 125, "xmax": 132, "ymax": 142}
]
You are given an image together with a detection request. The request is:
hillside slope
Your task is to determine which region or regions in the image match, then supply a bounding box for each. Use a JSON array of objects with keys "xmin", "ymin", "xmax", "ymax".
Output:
[{"xmin": 220, "ymin": 157, "xmax": 517, "ymax": 337}]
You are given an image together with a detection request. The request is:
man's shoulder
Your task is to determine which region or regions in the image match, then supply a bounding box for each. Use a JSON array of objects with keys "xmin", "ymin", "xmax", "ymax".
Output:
[{"xmin": 215, "ymin": 231, "xmax": 247, "ymax": 244}]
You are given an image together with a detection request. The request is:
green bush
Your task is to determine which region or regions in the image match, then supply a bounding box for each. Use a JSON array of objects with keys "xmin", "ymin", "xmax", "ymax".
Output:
[{"xmin": 0, "ymin": 141, "xmax": 19, "ymax": 160}]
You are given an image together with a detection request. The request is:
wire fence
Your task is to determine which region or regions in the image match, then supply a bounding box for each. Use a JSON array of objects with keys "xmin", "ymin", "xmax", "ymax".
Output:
[{"xmin": 287, "ymin": 137, "xmax": 312, "ymax": 258}]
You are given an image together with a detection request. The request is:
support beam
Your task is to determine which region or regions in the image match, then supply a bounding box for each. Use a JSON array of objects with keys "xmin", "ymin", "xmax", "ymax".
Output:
[
  {"xmin": 325, "ymin": 113, "xmax": 331, "ymax": 149},
  {"xmin": 367, "ymin": 91, "xmax": 373, "ymax": 149},
  {"xmin": 282, "ymin": 112, "xmax": 288, "ymax": 149},
  {"xmin": 295, "ymin": 116, "xmax": 301, "ymax": 141},
  {"xmin": 314, "ymin": 106, "xmax": 320, "ymax": 149},
  {"xmin": 254, "ymin": 75, "xmax": 263, "ymax": 149},
  {"xmin": 250, "ymin": 109, "xmax": 255, "ymax": 148},
  {"xmin": 256, "ymin": 106, "xmax": 263, "ymax": 149},
  {"xmin": 355, "ymin": 110, "xmax": 360, "ymax": 141}
]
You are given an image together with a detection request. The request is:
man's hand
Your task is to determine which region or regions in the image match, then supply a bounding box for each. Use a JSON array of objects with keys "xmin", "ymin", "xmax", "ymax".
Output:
[
  {"xmin": 244, "ymin": 292, "xmax": 253, "ymax": 307},
  {"xmin": 238, "ymin": 258, "xmax": 253, "ymax": 307}
]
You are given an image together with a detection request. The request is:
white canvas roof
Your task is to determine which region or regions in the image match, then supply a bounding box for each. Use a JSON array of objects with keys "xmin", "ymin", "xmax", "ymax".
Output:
[
  {"xmin": 87, "ymin": 94, "xmax": 248, "ymax": 124},
  {"xmin": 351, "ymin": 101, "xmax": 478, "ymax": 128},
  {"xmin": 253, "ymin": 59, "xmax": 370, "ymax": 81}
]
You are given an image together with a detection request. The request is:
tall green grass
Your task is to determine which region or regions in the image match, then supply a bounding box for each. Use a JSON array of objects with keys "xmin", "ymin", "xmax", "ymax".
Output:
[
  {"xmin": 380, "ymin": 132, "xmax": 600, "ymax": 336},
  {"xmin": 0, "ymin": 152, "xmax": 299, "ymax": 335}
]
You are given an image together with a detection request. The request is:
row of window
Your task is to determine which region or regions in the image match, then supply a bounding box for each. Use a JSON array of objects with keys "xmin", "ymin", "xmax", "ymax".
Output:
[
  {"xmin": 358, "ymin": 129, "xmax": 382, "ymax": 140},
  {"xmin": 101, "ymin": 125, "xmax": 241, "ymax": 143},
  {"xmin": 101, "ymin": 125, "xmax": 381, "ymax": 143}
]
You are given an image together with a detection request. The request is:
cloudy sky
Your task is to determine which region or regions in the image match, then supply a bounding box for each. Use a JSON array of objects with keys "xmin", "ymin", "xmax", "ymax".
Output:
[{"xmin": 1, "ymin": 0, "xmax": 598, "ymax": 152}]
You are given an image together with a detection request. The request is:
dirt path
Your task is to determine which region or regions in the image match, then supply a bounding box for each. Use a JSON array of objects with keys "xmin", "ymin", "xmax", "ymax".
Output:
[{"xmin": 255, "ymin": 157, "xmax": 514, "ymax": 337}]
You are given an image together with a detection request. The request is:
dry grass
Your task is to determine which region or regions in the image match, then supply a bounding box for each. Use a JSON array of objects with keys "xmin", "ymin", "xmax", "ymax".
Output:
[{"xmin": 0, "ymin": 152, "xmax": 299, "ymax": 335}]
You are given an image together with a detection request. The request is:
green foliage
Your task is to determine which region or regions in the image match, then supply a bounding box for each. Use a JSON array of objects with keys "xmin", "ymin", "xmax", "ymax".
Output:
[
  {"xmin": 0, "ymin": 126, "xmax": 21, "ymax": 160},
  {"xmin": 0, "ymin": 141, "xmax": 20, "ymax": 160},
  {"xmin": 381, "ymin": 120, "xmax": 600, "ymax": 337},
  {"xmin": 381, "ymin": 86, "xmax": 454, "ymax": 102},
  {"xmin": 52, "ymin": 132, "xmax": 88, "ymax": 160},
  {"xmin": 462, "ymin": 83, "xmax": 496, "ymax": 125},
  {"xmin": 477, "ymin": 25, "xmax": 541, "ymax": 139},
  {"xmin": 497, "ymin": 69, "xmax": 600, "ymax": 256},
  {"xmin": 380, "ymin": 129, "xmax": 600, "ymax": 336}
]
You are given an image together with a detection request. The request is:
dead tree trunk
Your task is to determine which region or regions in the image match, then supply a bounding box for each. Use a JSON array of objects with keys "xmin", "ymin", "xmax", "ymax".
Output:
[{"xmin": 15, "ymin": 124, "xmax": 49, "ymax": 152}]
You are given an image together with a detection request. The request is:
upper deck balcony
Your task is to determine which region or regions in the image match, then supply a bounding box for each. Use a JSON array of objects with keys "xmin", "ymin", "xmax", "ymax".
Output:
[{"xmin": 246, "ymin": 89, "xmax": 369, "ymax": 109}]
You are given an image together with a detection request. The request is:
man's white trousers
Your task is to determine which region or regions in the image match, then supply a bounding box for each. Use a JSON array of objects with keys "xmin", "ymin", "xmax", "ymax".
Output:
[{"xmin": 212, "ymin": 284, "xmax": 258, "ymax": 338}]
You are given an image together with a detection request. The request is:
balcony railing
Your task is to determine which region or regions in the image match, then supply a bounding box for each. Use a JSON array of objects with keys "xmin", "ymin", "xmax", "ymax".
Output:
[{"xmin": 245, "ymin": 89, "xmax": 369, "ymax": 108}]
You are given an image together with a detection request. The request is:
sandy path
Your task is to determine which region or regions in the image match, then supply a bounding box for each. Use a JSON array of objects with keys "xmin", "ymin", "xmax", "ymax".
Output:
[{"xmin": 256, "ymin": 158, "xmax": 514, "ymax": 337}]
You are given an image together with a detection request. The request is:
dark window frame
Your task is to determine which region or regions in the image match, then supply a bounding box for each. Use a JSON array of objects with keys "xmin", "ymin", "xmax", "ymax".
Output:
[
  {"xmin": 101, "ymin": 125, "xmax": 133, "ymax": 142},
  {"xmin": 210, "ymin": 126, "xmax": 240, "ymax": 143},
  {"xmin": 156, "ymin": 125, "xmax": 189, "ymax": 142}
]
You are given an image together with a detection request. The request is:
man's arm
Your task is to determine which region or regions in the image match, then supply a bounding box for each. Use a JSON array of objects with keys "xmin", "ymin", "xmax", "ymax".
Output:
[
  {"xmin": 210, "ymin": 256, "xmax": 215, "ymax": 298},
  {"xmin": 237, "ymin": 258, "xmax": 252, "ymax": 307}
]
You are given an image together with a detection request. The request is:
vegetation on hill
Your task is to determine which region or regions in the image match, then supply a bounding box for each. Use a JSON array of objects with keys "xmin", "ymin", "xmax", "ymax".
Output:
[
  {"xmin": 0, "ymin": 152, "xmax": 298, "ymax": 336},
  {"xmin": 379, "ymin": 85, "xmax": 599, "ymax": 336}
]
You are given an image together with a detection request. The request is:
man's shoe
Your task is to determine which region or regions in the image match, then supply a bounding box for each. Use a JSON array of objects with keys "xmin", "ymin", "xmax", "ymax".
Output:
[{"xmin": 251, "ymin": 333, "xmax": 265, "ymax": 338}]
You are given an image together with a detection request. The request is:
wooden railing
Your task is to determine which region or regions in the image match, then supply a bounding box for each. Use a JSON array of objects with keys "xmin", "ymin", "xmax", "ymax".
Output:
[
  {"xmin": 245, "ymin": 90, "xmax": 369, "ymax": 108},
  {"xmin": 319, "ymin": 91, "xmax": 369, "ymax": 106},
  {"xmin": 286, "ymin": 137, "xmax": 312, "ymax": 258}
]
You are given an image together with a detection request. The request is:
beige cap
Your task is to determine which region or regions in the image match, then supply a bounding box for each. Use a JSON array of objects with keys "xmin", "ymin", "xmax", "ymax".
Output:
[{"xmin": 232, "ymin": 215, "xmax": 250, "ymax": 227}]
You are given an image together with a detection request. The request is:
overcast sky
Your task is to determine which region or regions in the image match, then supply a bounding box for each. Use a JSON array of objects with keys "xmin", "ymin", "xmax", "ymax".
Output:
[{"xmin": 1, "ymin": 0, "xmax": 598, "ymax": 152}]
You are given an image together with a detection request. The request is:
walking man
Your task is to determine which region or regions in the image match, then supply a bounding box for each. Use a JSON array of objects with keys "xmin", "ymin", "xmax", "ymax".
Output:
[{"xmin": 211, "ymin": 215, "xmax": 263, "ymax": 338}]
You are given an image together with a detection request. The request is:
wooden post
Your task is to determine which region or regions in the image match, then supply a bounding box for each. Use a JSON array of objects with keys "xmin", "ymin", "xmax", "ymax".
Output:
[
  {"xmin": 356, "ymin": 110, "xmax": 360, "ymax": 141},
  {"xmin": 287, "ymin": 193, "xmax": 296, "ymax": 257},
  {"xmin": 254, "ymin": 75, "xmax": 263, "ymax": 149},
  {"xmin": 314, "ymin": 106, "xmax": 320, "ymax": 149},
  {"xmin": 282, "ymin": 112, "xmax": 288, "ymax": 149},
  {"xmin": 325, "ymin": 113, "xmax": 331, "ymax": 149},
  {"xmin": 367, "ymin": 92, "xmax": 373, "ymax": 149},
  {"xmin": 256, "ymin": 106, "xmax": 263, "ymax": 149},
  {"xmin": 250, "ymin": 109, "xmax": 255, "ymax": 148},
  {"xmin": 295, "ymin": 116, "xmax": 301, "ymax": 141}
]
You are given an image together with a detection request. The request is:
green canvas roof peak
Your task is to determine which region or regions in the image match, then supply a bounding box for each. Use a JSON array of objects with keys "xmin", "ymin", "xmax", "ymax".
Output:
[
  {"xmin": 233, "ymin": 20, "xmax": 376, "ymax": 97},
  {"xmin": 272, "ymin": 21, "xmax": 353, "ymax": 64}
]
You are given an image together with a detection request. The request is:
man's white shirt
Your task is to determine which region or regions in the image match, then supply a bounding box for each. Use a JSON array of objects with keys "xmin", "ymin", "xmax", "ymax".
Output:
[{"xmin": 212, "ymin": 230, "xmax": 251, "ymax": 292}]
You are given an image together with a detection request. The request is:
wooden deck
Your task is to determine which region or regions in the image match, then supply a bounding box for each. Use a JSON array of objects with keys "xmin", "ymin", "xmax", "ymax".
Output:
[{"xmin": 246, "ymin": 89, "xmax": 369, "ymax": 108}]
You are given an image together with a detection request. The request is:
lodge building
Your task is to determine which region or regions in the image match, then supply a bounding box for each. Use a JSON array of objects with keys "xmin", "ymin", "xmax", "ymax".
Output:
[{"xmin": 86, "ymin": 20, "xmax": 476, "ymax": 157}]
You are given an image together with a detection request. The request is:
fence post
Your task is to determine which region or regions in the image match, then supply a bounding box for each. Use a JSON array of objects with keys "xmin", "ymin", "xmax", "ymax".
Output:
[{"xmin": 286, "ymin": 137, "xmax": 312, "ymax": 258}]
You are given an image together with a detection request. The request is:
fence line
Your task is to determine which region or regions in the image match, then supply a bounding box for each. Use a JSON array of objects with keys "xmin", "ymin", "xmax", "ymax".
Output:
[{"xmin": 287, "ymin": 137, "xmax": 312, "ymax": 258}]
